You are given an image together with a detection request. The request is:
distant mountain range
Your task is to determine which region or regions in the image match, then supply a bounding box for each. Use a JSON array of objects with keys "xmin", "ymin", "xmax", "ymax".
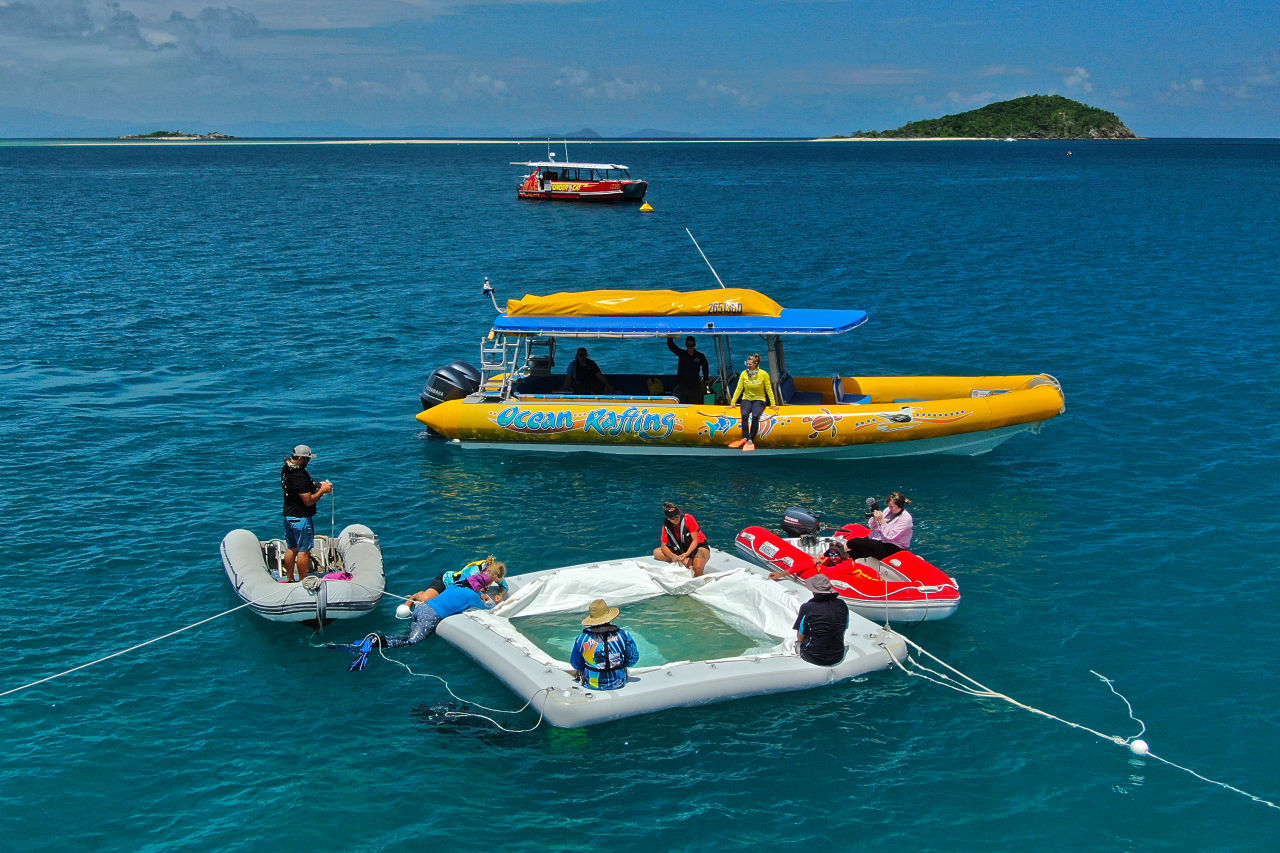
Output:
[{"xmin": 841, "ymin": 95, "xmax": 1138, "ymax": 140}]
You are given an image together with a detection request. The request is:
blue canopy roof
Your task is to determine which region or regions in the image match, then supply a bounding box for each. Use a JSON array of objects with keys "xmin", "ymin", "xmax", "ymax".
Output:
[{"xmin": 491, "ymin": 308, "xmax": 868, "ymax": 338}]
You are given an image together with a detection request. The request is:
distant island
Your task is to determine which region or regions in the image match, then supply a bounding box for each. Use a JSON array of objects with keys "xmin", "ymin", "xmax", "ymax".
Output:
[
  {"xmin": 836, "ymin": 95, "xmax": 1137, "ymax": 140},
  {"xmin": 118, "ymin": 130, "xmax": 235, "ymax": 140}
]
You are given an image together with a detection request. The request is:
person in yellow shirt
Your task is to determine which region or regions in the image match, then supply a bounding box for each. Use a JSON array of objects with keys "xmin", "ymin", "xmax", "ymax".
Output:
[{"xmin": 728, "ymin": 352, "xmax": 778, "ymax": 452}]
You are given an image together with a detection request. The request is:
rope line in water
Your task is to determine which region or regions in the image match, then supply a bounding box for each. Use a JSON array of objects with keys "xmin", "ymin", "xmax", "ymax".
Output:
[
  {"xmin": 0, "ymin": 602, "xmax": 255, "ymax": 699},
  {"xmin": 372, "ymin": 641, "xmax": 552, "ymax": 732},
  {"xmin": 884, "ymin": 636, "xmax": 1279, "ymax": 811}
]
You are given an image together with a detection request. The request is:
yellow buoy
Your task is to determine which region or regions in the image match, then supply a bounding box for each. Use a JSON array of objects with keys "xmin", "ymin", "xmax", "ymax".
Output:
[{"xmin": 639, "ymin": 202, "xmax": 654, "ymax": 212}]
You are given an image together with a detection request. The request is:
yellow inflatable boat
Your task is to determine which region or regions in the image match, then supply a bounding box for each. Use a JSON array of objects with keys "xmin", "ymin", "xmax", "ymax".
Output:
[{"xmin": 416, "ymin": 288, "xmax": 1064, "ymax": 459}]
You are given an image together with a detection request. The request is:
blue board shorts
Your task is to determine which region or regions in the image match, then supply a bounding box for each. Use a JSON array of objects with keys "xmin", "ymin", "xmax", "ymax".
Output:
[{"xmin": 284, "ymin": 516, "xmax": 315, "ymax": 551}]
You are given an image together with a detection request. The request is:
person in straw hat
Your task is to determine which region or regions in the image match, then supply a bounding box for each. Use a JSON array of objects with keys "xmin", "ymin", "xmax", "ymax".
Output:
[
  {"xmin": 793, "ymin": 574, "xmax": 848, "ymax": 666},
  {"xmin": 570, "ymin": 599, "xmax": 640, "ymax": 690}
]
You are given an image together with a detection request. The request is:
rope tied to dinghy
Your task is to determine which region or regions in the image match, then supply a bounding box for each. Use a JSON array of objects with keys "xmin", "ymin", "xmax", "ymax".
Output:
[
  {"xmin": 0, "ymin": 602, "xmax": 256, "ymax": 699},
  {"xmin": 882, "ymin": 635, "xmax": 1280, "ymax": 811}
]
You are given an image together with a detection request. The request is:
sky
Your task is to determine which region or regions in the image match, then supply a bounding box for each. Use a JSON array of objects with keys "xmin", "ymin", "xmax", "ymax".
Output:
[{"xmin": 0, "ymin": 0, "xmax": 1276, "ymax": 138}]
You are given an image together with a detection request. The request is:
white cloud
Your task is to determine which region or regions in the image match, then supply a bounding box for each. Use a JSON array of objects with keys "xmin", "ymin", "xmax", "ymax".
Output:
[
  {"xmin": 438, "ymin": 71, "xmax": 509, "ymax": 103},
  {"xmin": 945, "ymin": 90, "xmax": 995, "ymax": 107},
  {"xmin": 1063, "ymin": 66, "xmax": 1094, "ymax": 93},
  {"xmin": 70, "ymin": 1, "xmax": 592, "ymax": 30},
  {"xmin": 689, "ymin": 78, "xmax": 750, "ymax": 107},
  {"xmin": 554, "ymin": 65, "xmax": 657, "ymax": 101},
  {"xmin": 975, "ymin": 64, "xmax": 1029, "ymax": 79}
]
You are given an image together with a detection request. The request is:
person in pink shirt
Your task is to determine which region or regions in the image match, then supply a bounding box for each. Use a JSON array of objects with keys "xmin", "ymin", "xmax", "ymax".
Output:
[{"xmin": 842, "ymin": 491, "xmax": 914, "ymax": 560}]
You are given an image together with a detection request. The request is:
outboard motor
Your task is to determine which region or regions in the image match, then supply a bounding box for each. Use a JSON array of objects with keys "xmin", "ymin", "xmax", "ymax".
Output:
[
  {"xmin": 420, "ymin": 361, "xmax": 481, "ymax": 411},
  {"xmin": 781, "ymin": 507, "xmax": 820, "ymax": 538}
]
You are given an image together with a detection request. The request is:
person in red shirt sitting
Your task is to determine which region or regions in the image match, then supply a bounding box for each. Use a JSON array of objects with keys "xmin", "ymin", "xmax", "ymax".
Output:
[{"xmin": 652, "ymin": 500, "xmax": 710, "ymax": 577}]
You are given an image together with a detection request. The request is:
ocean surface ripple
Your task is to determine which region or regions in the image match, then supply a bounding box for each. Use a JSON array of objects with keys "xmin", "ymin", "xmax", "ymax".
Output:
[{"xmin": 1, "ymin": 139, "xmax": 1278, "ymax": 852}]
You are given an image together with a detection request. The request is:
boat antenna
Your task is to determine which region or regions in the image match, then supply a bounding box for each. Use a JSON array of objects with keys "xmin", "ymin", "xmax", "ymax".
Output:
[
  {"xmin": 686, "ymin": 228, "xmax": 727, "ymax": 289},
  {"xmin": 482, "ymin": 276, "xmax": 500, "ymax": 312}
]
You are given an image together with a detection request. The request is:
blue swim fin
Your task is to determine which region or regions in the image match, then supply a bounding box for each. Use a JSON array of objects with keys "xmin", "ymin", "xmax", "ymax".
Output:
[{"xmin": 347, "ymin": 636, "xmax": 374, "ymax": 672}]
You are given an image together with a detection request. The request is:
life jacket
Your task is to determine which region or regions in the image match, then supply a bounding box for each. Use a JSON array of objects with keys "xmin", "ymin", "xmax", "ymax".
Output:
[
  {"xmin": 578, "ymin": 626, "xmax": 625, "ymax": 673},
  {"xmin": 663, "ymin": 515, "xmax": 702, "ymax": 552}
]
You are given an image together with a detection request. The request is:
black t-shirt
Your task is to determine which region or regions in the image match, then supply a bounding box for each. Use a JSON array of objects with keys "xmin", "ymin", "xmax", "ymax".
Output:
[
  {"xmin": 281, "ymin": 462, "xmax": 317, "ymax": 518},
  {"xmin": 569, "ymin": 357, "xmax": 603, "ymax": 384},
  {"xmin": 668, "ymin": 339, "xmax": 710, "ymax": 387},
  {"xmin": 792, "ymin": 594, "xmax": 849, "ymax": 666}
]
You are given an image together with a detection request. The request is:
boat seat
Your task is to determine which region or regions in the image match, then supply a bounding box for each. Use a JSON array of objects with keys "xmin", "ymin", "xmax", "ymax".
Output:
[
  {"xmin": 779, "ymin": 374, "xmax": 823, "ymax": 406},
  {"xmin": 832, "ymin": 374, "xmax": 871, "ymax": 406}
]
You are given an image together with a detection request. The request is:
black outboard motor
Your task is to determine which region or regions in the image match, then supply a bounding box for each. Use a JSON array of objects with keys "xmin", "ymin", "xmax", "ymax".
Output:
[
  {"xmin": 420, "ymin": 361, "xmax": 482, "ymax": 411},
  {"xmin": 781, "ymin": 507, "xmax": 820, "ymax": 538}
]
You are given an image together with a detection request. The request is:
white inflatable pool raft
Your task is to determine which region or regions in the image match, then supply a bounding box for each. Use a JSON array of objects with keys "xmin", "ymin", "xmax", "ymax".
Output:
[
  {"xmin": 220, "ymin": 524, "xmax": 385, "ymax": 624},
  {"xmin": 436, "ymin": 549, "xmax": 906, "ymax": 727}
]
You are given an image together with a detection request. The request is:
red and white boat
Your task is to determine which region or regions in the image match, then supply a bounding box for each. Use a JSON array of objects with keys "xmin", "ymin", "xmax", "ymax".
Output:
[
  {"xmin": 735, "ymin": 509, "xmax": 960, "ymax": 623},
  {"xmin": 513, "ymin": 160, "xmax": 648, "ymax": 202}
]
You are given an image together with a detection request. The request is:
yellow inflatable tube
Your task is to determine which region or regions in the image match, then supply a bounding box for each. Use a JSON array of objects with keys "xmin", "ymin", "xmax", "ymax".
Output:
[
  {"xmin": 506, "ymin": 288, "xmax": 783, "ymax": 317},
  {"xmin": 417, "ymin": 374, "xmax": 1064, "ymax": 454}
]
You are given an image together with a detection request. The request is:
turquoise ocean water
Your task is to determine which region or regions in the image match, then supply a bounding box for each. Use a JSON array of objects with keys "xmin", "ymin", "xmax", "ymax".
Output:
[{"xmin": 1, "ymin": 139, "xmax": 1277, "ymax": 851}]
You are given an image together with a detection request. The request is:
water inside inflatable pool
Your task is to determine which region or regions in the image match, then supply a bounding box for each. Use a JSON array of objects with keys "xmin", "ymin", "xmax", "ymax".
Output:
[{"xmin": 514, "ymin": 595, "xmax": 771, "ymax": 665}]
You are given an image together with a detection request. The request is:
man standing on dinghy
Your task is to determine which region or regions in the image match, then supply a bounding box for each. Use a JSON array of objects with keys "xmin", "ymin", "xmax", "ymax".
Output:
[{"xmin": 280, "ymin": 444, "xmax": 332, "ymax": 583}]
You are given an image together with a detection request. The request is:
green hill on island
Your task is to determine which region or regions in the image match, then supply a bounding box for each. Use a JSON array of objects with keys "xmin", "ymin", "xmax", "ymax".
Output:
[{"xmin": 844, "ymin": 95, "xmax": 1136, "ymax": 139}]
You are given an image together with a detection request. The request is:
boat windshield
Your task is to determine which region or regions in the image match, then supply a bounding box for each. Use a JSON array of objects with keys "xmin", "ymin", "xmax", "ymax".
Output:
[{"xmin": 553, "ymin": 167, "xmax": 630, "ymax": 181}]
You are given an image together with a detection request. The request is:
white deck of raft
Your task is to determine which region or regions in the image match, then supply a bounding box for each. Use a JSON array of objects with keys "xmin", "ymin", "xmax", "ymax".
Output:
[{"xmin": 436, "ymin": 549, "xmax": 906, "ymax": 727}]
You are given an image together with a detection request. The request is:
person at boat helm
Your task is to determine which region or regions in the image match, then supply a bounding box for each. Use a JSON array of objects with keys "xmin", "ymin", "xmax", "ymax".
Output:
[
  {"xmin": 794, "ymin": 574, "xmax": 848, "ymax": 666},
  {"xmin": 570, "ymin": 598, "xmax": 640, "ymax": 690},
  {"xmin": 728, "ymin": 352, "xmax": 778, "ymax": 452},
  {"xmin": 653, "ymin": 501, "xmax": 711, "ymax": 577},
  {"xmin": 560, "ymin": 347, "xmax": 615, "ymax": 394},
  {"xmin": 842, "ymin": 491, "xmax": 914, "ymax": 560},
  {"xmin": 667, "ymin": 335, "xmax": 710, "ymax": 404},
  {"xmin": 279, "ymin": 444, "xmax": 333, "ymax": 583}
]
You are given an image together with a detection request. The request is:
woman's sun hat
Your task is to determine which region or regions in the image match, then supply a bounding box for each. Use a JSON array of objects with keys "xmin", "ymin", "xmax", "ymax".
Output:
[{"xmin": 582, "ymin": 598, "xmax": 621, "ymax": 626}]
